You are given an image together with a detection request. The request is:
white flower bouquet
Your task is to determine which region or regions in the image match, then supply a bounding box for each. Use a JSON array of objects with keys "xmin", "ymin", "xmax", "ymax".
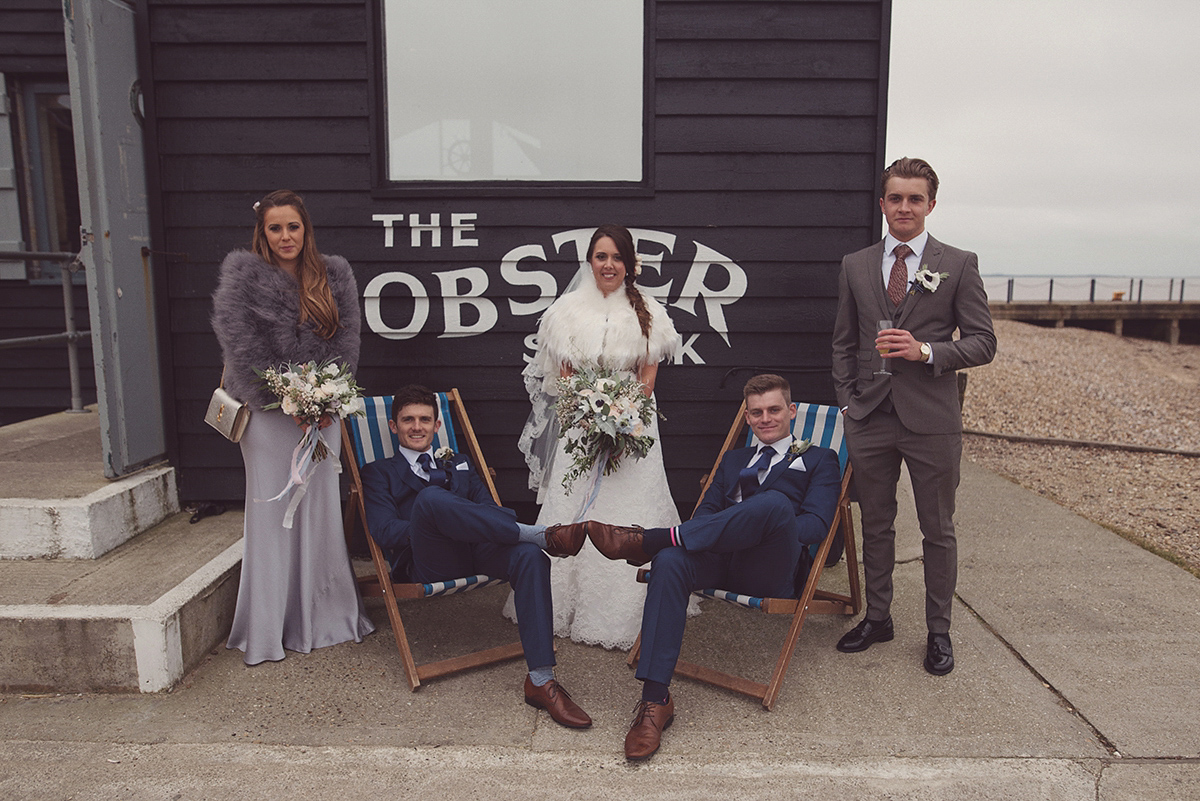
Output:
[
  {"xmin": 256, "ymin": 359, "xmax": 365, "ymax": 462},
  {"xmin": 253, "ymin": 359, "xmax": 365, "ymax": 528},
  {"xmin": 554, "ymin": 366, "xmax": 660, "ymax": 492}
]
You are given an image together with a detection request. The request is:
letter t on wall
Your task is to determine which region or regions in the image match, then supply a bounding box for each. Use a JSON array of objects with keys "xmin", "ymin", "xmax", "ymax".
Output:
[{"xmin": 372, "ymin": 214, "xmax": 405, "ymax": 247}]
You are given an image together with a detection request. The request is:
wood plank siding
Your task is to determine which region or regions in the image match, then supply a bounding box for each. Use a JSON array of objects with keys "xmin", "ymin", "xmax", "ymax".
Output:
[
  {"xmin": 140, "ymin": 0, "xmax": 891, "ymax": 515},
  {"xmin": 0, "ymin": 0, "xmax": 67, "ymax": 75}
]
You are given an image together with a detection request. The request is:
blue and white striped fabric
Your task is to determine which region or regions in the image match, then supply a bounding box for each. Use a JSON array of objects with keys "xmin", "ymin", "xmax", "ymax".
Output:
[
  {"xmin": 348, "ymin": 394, "xmax": 459, "ymax": 469},
  {"xmin": 422, "ymin": 575, "xmax": 505, "ymax": 597},
  {"xmin": 745, "ymin": 402, "xmax": 847, "ymax": 474},
  {"xmin": 699, "ymin": 587, "xmax": 766, "ymax": 610}
]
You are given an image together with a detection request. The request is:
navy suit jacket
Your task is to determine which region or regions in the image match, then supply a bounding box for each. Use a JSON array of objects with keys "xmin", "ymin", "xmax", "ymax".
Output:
[
  {"xmin": 694, "ymin": 442, "xmax": 842, "ymax": 547},
  {"xmin": 361, "ymin": 451, "xmax": 496, "ymax": 577}
]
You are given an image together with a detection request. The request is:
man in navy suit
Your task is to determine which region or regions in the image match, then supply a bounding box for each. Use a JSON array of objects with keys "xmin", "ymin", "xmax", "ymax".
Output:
[
  {"xmin": 361, "ymin": 384, "xmax": 593, "ymax": 728},
  {"xmin": 587, "ymin": 374, "xmax": 842, "ymax": 761}
]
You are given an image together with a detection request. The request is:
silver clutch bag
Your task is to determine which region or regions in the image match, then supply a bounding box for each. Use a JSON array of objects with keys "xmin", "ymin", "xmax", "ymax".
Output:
[{"xmin": 205, "ymin": 370, "xmax": 250, "ymax": 442}]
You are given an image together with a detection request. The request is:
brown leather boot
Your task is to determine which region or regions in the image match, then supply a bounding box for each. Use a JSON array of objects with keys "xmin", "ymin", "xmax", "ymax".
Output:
[
  {"xmin": 587, "ymin": 521, "xmax": 650, "ymax": 566},
  {"xmin": 543, "ymin": 522, "xmax": 587, "ymax": 557}
]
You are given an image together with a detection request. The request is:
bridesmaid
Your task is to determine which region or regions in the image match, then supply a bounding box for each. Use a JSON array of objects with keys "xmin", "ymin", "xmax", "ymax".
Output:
[{"xmin": 211, "ymin": 189, "xmax": 373, "ymax": 665}]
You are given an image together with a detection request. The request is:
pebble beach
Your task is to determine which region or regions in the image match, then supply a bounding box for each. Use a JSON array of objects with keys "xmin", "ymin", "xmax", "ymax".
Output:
[{"xmin": 961, "ymin": 319, "xmax": 1200, "ymax": 575}]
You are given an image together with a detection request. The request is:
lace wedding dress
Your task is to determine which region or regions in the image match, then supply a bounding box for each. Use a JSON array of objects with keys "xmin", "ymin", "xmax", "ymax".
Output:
[{"xmin": 505, "ymin": 272, "xmax": 695, "ymax": 650}]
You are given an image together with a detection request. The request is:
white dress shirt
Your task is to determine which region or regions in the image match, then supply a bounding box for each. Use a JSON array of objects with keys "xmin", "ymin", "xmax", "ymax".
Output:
[
  {"xmin": 880, "ymin": 230, "xmax": 933, "ymax": 364},
  {"xmin": 398, "ymin": 445, "xmax": 435, "ymax": 481}
]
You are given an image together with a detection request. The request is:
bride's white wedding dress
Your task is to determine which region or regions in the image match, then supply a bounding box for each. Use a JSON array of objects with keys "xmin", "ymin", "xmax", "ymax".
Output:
[{"xmin": 506, "ymin": 274, "xmax": 694, "ymax": 650}]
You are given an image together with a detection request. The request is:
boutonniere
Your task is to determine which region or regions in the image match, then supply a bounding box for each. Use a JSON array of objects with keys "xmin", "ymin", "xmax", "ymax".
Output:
[
  {"xmin": 912, "ymin": 265, "xmax": 950, "ymax": 294},
  {"xmin": 788, "ymin": 438, "xmax": 811, "ymax": 457},
  {"xmin": 434, "ymin": 446, "xmax": 456, "ymax": 462}
]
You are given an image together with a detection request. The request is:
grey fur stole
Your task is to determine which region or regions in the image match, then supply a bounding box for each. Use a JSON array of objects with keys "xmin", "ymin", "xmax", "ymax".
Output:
[{"xmin": 211, "ymin": 249, "xmax": 361, "ymax": 410}]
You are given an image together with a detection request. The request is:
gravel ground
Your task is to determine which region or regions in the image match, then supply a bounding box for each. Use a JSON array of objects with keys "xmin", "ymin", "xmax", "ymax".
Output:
[{"xmin": 961, "ymin": 319, "xmax": 1200, "ymax": 576}]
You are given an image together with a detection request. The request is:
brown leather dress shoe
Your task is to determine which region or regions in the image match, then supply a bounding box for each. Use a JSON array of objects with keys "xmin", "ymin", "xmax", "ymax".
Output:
[
  {"xmin": 624, "ymin": 695, "xmax": 674, "ymax": 761},
  {"xmin": 524, "ymin": 676, "xmax": 592, "ymax": 729},
  {"xmin": 543, "ymin": 522, "xmax": 588, "ymax": 557},
  {"xmin": 587, "ymin": 521, "xmax": 650, "ymax": 566}
]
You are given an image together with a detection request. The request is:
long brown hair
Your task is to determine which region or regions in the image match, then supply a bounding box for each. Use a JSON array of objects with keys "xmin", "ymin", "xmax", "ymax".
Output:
[
  {"xmin": 587, "ymin": 224, "xmax": 651, "ymax": 340},
  {"xmin": 251, "ymin": 189, "xmax": 340, "ymax": 339}
]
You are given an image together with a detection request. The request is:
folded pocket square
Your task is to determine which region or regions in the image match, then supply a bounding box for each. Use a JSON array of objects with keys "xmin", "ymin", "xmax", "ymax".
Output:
[
  {"xmin": 455, "ymin": 462, "xmax": 469, "ymax": 471},
  {"xmin": 787, "ymin": 458, "xmax": 807, "ymax": 472}
]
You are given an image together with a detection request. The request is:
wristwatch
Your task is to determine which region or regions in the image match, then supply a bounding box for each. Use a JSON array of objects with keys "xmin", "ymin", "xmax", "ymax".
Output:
[{"xmin": 919, "ymin": 342, "xmax": 932, "ymax": 362}]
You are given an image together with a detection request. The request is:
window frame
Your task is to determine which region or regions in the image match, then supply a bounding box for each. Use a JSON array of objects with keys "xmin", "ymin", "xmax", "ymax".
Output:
[{"xmin": 367, "ymin": 0, "xmax": 655, "ymax": 198}]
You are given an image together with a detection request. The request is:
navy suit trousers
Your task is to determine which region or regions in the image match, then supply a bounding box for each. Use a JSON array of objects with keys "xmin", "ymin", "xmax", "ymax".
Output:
[
  {"xmin": 409, "ymin": 487, "xmax": 554, "ymax": 670},
  {"xmin": 636, "ymin": 492, "xmax": 802, "ymax": 685}
]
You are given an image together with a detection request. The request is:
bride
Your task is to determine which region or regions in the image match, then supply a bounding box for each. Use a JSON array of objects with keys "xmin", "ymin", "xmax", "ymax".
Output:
[{"xmin": 507, "ymin": 224, "xmax": 688, "ymax": 650}]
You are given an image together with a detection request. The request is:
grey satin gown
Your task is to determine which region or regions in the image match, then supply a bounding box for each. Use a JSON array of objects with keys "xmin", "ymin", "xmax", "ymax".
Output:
[{"xmin": 226, "ymin": 408, "xmax": 374, "ymax": 665}]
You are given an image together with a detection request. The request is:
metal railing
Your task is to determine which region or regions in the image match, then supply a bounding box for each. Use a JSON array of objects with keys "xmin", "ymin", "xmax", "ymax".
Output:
[
  {"xmin": 988, "ymin": 275, "xmax": 1188, "ymax": 303},
  {"xmin": 0, "ymin": 250, "xmax": 92, "ymax": 413}
]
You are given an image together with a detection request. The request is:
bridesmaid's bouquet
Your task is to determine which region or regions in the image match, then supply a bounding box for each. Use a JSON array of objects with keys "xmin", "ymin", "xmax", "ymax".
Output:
[
  {"xmin": 256, "ymin": 359, "xmax": 365, "ymax": 462},
  {"xmin": 554, "ymin": 366, "xmax": 659, "ymax": 492},
  {"xmin": 255, "ymin": 359, "xmax": 365, "ymax": 528}
]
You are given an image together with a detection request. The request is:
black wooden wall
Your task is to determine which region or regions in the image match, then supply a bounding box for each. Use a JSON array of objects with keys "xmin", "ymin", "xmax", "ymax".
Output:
[
  {"xmin": 0, "ymin": 0, "xmax": 65, "ymax": 75},
  {"xmin": 0, "ymin": 0, "xmax": 97, "ymax": 426},
  {"xmin": 140, "ymin": 0, "xmax": 890, "ymax": 518}
]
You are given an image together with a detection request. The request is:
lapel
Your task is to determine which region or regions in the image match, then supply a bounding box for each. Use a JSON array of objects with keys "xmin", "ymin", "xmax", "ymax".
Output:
[
  {"xmin": 723, "ymin": 445, "xmax": 757, "ymax": 499},
  {"xmin": 896, "ymin": 235, "xmax": 945, "ymax": 329},
  {"xmin": 395, "ymin": 453, "xmax": 428, "ymax": 496}
]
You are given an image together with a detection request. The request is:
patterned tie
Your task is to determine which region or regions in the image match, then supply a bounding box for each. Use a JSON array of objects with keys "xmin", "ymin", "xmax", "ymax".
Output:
[
  {"xmin": 738, "ymin": 445, "xmax": 776, "ymax": 500},
  {"xmin": 417, "ymin": 452, "xmax": 448, "ymax": 488},
  {"xmin": 887, "ymin": 243, "xmax": 913, "ymax": 307}
]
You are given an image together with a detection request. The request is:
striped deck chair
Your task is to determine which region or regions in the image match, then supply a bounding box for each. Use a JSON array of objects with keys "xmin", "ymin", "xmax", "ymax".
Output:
[
  {"xmin": 341, "ymin": 389, "xmax": 524, "ymax": 691},
  {"xmin": 626, "ymin": 400, "xmax": 862, "ymax": 710}
]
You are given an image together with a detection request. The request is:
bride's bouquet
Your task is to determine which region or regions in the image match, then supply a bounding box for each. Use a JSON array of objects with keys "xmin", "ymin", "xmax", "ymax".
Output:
[
  {"xmin": 255, "ymin": 359, "xmax": 365, "ymax": 527},
  {"xmin": 554, "ymin": 366, "xmax": 660, "ymax": 492}
]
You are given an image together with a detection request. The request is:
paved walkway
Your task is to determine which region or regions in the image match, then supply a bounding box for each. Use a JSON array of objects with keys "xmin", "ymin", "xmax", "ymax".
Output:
[{"xmin": 1, "ymin": 456, "xmax": 1198, "ymax": 799}]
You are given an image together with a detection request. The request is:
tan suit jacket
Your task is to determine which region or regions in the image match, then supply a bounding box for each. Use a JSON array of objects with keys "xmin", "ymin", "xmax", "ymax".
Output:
[{"xmin": 831, "ymin": 235, "xmax": 996, "ymax": 433}]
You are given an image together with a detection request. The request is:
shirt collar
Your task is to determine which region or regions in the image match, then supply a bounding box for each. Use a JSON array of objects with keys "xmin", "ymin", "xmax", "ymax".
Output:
[
  {"xmin": 759, "ymin": 433, "xmax": 795, "ymax": 456},
  {"xmin": 884, "ymin": 229, "xmax": 929, "ymax": 259},
  {"xmin": 398, "ymin": 445, "xmax": 434, "ymax": 465}
]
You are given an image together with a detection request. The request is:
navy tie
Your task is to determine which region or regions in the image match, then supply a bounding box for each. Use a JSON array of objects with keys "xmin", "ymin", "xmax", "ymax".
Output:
[
  {"xmin": 738, "ymin": 445, "xmax": 775, "ymax": 500},
  {"xmin": 417, "ymin": 452, "xmax": 449, "ymax": 488}
]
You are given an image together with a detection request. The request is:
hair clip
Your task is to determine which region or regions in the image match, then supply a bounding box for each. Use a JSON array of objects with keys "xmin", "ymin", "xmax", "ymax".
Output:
[{"xmin": 252, "ymin": 201, "xmax": 261, "ymax": 211}]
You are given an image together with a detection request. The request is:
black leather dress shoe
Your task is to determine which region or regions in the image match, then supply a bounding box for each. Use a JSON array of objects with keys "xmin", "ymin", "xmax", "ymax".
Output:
[
  {"xmin": 924, "ymin": 632, "xmax": 954, "ymax": 675},
  {"xmin": 836, "ymin": 616, "xmax": 894, "ymax": 653}
]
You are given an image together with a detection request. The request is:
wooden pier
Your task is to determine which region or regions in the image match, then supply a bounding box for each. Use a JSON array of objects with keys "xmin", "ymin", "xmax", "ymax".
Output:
[{"xmin": 989, "ymin": 302, "xmax": 1200, "ymax": 345}]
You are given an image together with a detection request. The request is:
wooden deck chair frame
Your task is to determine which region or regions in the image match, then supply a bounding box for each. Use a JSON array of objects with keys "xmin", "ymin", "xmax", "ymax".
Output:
[
  {"xmin": 341, "ymin": 388, "xmax": 524, "ymax": 691},
  {"xmin": 626, "ymin": 400, "xmax": 862, "ymax": 710}
]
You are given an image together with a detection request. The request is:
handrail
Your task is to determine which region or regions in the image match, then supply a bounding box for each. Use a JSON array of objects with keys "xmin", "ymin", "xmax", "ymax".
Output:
[{"xmin": 0, "ymin": 250, "xmax": 92, "ymax": 413}]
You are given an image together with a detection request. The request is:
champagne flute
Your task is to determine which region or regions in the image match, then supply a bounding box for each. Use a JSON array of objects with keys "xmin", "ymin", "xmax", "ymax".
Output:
[{"xmin": 875, "ymin": 319, "xmax": 893, "ymax": 375}]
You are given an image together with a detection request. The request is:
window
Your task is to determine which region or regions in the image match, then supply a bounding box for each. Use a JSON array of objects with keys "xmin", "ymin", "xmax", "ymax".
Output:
[
  {"xmin": 1, "ymin": 76, "xmax": 81, "ymax": 283},
  {"xmin": 380, "ymin": 0, "xmax": 645, "ymax": 183}
]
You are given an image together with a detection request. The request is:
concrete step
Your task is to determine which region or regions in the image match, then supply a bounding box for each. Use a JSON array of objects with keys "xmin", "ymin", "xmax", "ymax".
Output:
[
  {"xmin": 0, "ymin": 508, "xmax": 243, "ymax": 693},
  {"xmin": 0, "ymin": 406, "xmax": 180, "ymax": 559}
]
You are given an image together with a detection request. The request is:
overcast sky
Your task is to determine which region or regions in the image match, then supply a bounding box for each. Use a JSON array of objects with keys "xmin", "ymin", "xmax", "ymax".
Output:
[{"xmin": 887, "ymin": 0, "xmax": 1200, "ymax": 284}]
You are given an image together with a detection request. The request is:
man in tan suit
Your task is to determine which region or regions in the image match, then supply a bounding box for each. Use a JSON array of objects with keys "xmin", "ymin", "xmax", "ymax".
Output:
[{"xmin": 831, "ymin": 157, "xmax": 996, "ymax": 675}]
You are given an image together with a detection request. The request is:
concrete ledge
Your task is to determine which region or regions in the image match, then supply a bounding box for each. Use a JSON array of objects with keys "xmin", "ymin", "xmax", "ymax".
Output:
[
  {"xmin": 0, "ymin": 465, "xmax": 180, "ymax": 559},
  {"xmin": 0, "ymin": 539, "xmax": 241, "ymax": 692}
]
